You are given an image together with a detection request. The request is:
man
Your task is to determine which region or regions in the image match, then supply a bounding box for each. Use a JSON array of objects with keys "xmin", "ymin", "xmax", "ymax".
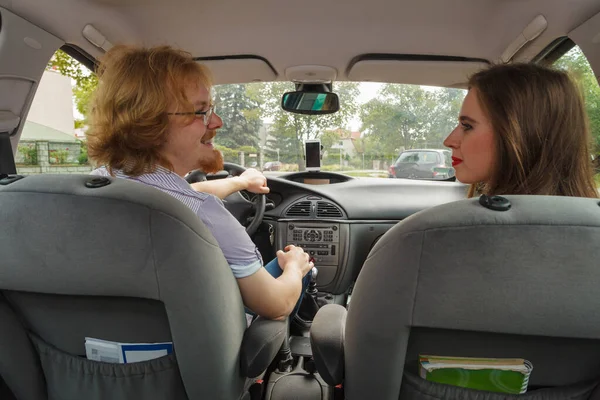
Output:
[{"xmin": 87, "ymin": 45, "xmax": 313, "ymax": 320}]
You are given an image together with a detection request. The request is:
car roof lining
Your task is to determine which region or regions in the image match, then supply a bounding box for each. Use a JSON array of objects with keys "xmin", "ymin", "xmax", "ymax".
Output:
[{"xmin": 4, "ymin": 0, "xmax": 600, "ymax": 85}]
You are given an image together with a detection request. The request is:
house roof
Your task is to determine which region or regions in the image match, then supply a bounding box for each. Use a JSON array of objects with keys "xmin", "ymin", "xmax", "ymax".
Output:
[
  {"xmin": 20, "ymin": 120, "xmax": 79, "ymax": 142},
  {"xmin": 329, "ymin": 128, "xmax": 362, "ymax": 140}
]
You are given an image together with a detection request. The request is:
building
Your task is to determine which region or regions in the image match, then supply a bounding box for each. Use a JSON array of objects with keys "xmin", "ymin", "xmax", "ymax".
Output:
[
  {"xmin": 328, "ymin": 128, "xmax": 362, "ymax": 157},
  {"xmin": 16, "ymin": 69, "xmax": 91, "ymax": 174}
]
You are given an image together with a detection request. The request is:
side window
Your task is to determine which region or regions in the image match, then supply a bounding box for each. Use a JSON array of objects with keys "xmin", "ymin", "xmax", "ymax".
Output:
[
  {"xmin": 396, "ymin": 152, "xmax": 410, "ymax": 163},
  {"xmin": 421, "ymin": 152, "xmax": 438, "ymax": 164},
  {"xmin": 16, "ymin": 49, "xmax": 96, "ymax": 175},
  {"xmin": 553, "ymin": 44, "xmax": 600, "ymax": 184}
]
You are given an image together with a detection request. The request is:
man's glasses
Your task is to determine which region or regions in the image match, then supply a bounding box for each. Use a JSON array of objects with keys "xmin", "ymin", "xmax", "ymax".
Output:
[{"xmin": 167, "ymin": 104, "xmax": 215, "ymax": 126}]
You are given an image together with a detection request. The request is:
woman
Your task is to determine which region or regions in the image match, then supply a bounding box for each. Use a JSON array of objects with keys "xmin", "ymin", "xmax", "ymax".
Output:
[{"xmin": 444, "ymin": 63, "xmax": 598, "ymax": 198}]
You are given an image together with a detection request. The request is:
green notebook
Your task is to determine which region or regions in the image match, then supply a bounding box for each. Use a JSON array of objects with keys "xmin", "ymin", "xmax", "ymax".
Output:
[{"xmin": 419, "ymin": 355, "xmax": 533, "ymax": 394}]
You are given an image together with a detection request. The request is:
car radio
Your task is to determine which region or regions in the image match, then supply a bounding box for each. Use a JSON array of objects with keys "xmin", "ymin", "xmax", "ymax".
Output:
[{"xmin": 286, "ymin": 222, "xmax": 340, "ymax": 265}]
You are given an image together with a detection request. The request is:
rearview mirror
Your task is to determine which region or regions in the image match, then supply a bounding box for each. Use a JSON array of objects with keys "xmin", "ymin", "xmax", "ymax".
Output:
[{"xmin": 281, "ymin": 91, "xmax": 340, "ymax": 115}]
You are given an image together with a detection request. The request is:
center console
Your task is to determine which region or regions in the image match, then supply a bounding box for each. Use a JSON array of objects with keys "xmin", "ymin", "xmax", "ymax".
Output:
[
  {"xmin": 286, "ymin": 222, "xmax": 340, "ymax": 265},
  {"xmin": 259, "ymin": 220, "xmax": 348, "ymax": 400},
  {"xmin": 264, "ymin": 355, "xmax": 333, "ymax": 400},
  {"xmin": 279, "ymin": 221, "xmax": 347, "ymax": 291}
]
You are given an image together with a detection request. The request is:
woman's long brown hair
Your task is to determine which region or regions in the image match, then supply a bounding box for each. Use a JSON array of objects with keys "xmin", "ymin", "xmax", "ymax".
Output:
[{"xmin": 466, "ymin": 63, "xmax": 598, "ymax": 198}]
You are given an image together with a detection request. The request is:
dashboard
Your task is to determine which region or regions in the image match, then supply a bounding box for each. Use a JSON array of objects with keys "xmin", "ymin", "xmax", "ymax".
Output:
[{"xmin": 256, "ymin": 172, "xmax": 468, "ymax": 295}]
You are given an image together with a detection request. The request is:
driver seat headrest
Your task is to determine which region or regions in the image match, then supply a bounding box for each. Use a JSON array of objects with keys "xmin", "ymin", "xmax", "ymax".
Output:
[
  {"xmin": 344, "ymin": 194, "xmax": 600, "ymax": 399},
  {"xmin": 0, "ymin": 174, "xmax": 250, "ymax": 400}
]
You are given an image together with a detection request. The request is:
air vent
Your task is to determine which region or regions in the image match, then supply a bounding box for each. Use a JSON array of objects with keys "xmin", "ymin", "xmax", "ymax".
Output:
[
  {"xmin": 286, "ymin": 201, "xmax": 312, "ymax": 217},
  {"xmin": 316, "ymin": 201, "xmax": 343, "ymax": 218}
]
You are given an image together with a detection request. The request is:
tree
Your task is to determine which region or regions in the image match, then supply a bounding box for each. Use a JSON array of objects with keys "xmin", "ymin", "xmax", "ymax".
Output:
[
  {"xmin": 213, "ymin": 84, "xmax": 262, "ymax": 149},
  {"xmin": 261, "ymin": 82, "xmax": 360, "ymax": 169},
  {"xmin": 554, "ymin": 46, "xmax": 600, "ymax": 153},
  {"xmin": 360, "ymin": 84, "xmax": 435, "ymax": 154},
  {"xmin": 47, "ymin": 50, "xmax": 97, "ymax": 128},
  {"xmin": 320, "ymin": 129, "xmax": 342, "ymax": 154},
  {"xmin": 427, "ymin": 88, "xmax": 465, "ymax": 146},
  {"xmin": 359, "ymin": 84, "xmax": 466, "ymax": 164}
]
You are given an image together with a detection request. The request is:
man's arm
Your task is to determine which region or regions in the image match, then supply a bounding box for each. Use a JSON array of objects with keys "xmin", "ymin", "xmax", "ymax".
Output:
[
  {"xmin": 198, "ymin": 198, "xmax": 311, "ymax": 320},
  {"xmin": 236, "ymin": 245, "xmax": 313, "ymax": 320},
  {"xmin": 190, "ymin": 168, "xmax": 269, "ymax": 199},
  {"xmin": 190, "ymin": 176, "xmax": 249, "ymax": 199}
]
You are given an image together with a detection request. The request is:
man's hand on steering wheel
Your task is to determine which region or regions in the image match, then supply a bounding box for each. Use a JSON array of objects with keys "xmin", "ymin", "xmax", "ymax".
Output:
[
  {"xmin": 239, "ymin": 168, "xmax": 270, "ymax": 195},
  {"xmin": 185, "ymin": 163, "xmax": 267, "ymax": 237}
]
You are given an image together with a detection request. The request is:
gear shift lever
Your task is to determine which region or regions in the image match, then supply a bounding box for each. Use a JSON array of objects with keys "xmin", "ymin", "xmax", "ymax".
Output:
[
  {"xmin": 277, "ymin": 268, "xmax": 319, "ymax": 372},
  {"xmin": 296, "ymin": 266, "xmax": 320, "ymax": 323},
  {"xmin": 307, "ymin": 266, "xmax": 318, "ymax": 297}
]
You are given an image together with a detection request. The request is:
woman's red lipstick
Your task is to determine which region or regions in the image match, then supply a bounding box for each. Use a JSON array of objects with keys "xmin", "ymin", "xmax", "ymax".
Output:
[{"xmin": 452, "ymin": 156, "xmax": 463, "ymax": 167}]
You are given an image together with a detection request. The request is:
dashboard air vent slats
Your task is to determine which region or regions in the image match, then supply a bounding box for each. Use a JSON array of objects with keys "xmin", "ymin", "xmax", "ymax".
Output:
[
  {"xmin": 316, "ymin": 201, "xmax": 343, "ymax": 218},
  {"xmin": 286, "ymin": 201, "xmax": 312, "ymax": 217}
]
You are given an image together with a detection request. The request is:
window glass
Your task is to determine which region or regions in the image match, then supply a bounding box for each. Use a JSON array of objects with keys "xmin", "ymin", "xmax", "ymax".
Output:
[
  {"xmin": 17, "ymin": 49, "xmax": 94, "ymax": 175},
  {"xmin": 554, "ymin": 44, "xmax": 600, "ymax": 186}
]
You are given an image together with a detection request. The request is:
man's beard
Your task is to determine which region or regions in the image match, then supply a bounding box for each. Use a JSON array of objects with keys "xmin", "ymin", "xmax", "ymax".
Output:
[
  {"xmin": 195, "ymin": 129, "xmax": 224, "ymax": 174},
  {"xmin": 196, "ymin": 147, "xmax": 224, "ymax": 174}
]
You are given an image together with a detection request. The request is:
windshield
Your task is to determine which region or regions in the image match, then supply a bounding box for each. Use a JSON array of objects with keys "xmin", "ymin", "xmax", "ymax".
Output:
[
  {"xmin": 213, "ymin": 82, "xmax": 466, "ymax": 179},
  {"xmin": 17, "ymin": 46, "xmax": 600, "ymax": 186}
]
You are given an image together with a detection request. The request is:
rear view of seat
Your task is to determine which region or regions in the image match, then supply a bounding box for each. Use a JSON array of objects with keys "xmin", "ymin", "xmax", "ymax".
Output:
[
  {"xmin": 311, "ymin": 195, "xmax": 600, "ymax": 399},
  {"xmin": 0, "ymin": 174, "xmax": 284, "ymax": 400}
]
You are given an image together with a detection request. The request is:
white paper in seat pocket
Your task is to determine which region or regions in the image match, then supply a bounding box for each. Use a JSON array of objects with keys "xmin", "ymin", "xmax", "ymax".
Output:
[{"xmin": 85, "ymin": 337, "xmax": 173, "ymax": 364}]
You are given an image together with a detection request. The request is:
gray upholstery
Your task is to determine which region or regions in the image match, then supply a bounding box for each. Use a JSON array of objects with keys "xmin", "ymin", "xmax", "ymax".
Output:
[
  {"xmin": 29, "ymin": 333, "xmax": 188, "ymax": 400},
  {"xmin": 0, "ymin": 174, "xmax": 276, "ymax": 399},
  {"xmin": 241, "ymin": 316, "xmax": 287, "ymax": 378},
  {"xmin": 0, "ymin": 297, "xmax": 46, "ymax": 399},
  {"xmin": 399, "ymin": 371, "xmax": 600, "ymax": 400},
  {"xmin": 310, "ymin": 304, "xmax": 346, "ymax": 385},
  {"xmin": 344, "ymin": 195, "xmax": 600, "ymax": 400}
]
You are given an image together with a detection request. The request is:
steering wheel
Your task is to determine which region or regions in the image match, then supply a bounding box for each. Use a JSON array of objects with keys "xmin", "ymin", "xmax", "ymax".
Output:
[{"xmin": 185, "ymin": 162, "xmax": 266, "ymax": 236}]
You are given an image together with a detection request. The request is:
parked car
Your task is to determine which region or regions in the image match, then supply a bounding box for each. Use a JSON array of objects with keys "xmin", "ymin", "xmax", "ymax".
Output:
[
  {"xmin": 388, "ymin": 149, "xmax": 455, "ymax": 180},
  {"xmin": 262, "ymin": 161, "xmax": 282, "ymax": 171}
]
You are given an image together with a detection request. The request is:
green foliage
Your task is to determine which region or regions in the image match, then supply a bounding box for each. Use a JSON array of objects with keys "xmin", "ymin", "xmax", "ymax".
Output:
[
  {"xmin": 17, "ymin": 144, "xmax": 38, "ymax": 165},
  {"xmin": 428, "ymin": 88, "xmax": 465, "ymax": 146},
  {"xmin": 215, "ymin": 145, "xmax": 240, "ymax": 163},
  {"xmin": 49, "ymin": 149, "xmax": 70, "ymax": 164},
  {"xmin": 320, "ymin": 164, "xmax": 345, "ymax": 171},
  {"xmin": 320, "ymin": 129, "xmax": 342, "ymax": 153},
  {"xmin": 554, "ymin": 46, "xmax": 600, "ymax": 154},
  {"xmin": 78, "ymin": 141, "xmax": 89, "ymax": 165},
  {"xmin": 238, "ymin": 145, "xmax": 257, "ymax": 154},
  {"xmin": 213, "ymin": 84, "xmax": 262, "ymax": 149},
  {"xmin": 73, "ymin": 76, "xmax": 98, "ymax": 118},
  {"xmin": 47, "ymin": 50, "xmax": 98, "ymax": 128},
  {"xmin": 258, "ymin": 81, "xmax": 361, "ymax": 169},
  {"xmin": 360, "ymin": 84, "xmax": 464, "ymax": 155}
]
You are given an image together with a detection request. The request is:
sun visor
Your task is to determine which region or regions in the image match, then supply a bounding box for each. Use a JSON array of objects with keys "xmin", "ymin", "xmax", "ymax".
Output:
[
  {"xmin": 0, "ymin": 111, "xmax": 21, "ymax": 133},
  {"xmin": 195, "ymin": 57, "xmax": 277, "ymax": 84},
  {"xmin": 0, "ymin": 78, "xmax": 34, "ymax": 132},
  {"xmin": 347, "ymin": 59, "xmax": 489, "ymax": 88}
]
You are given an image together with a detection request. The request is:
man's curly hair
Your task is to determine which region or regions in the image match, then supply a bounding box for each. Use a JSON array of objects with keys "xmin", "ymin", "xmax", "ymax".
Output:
[{"xmin": 86, "ymin": 45, "xmax": 213, "ymax": 176}]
